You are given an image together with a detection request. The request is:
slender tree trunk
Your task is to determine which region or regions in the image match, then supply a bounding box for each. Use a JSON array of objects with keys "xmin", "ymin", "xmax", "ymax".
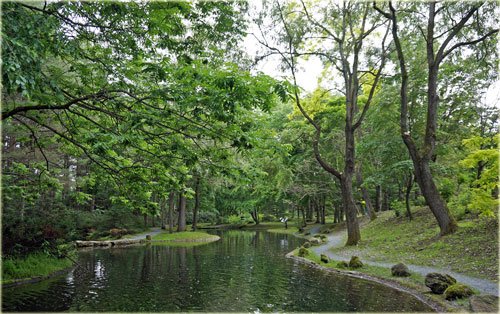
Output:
[
  {"xmin": 341, "ymin": 174, "xmax": 361, "ymax": 246},
  {"xmin": 160, "ymin": 196, "xmax": 166, "ymax": 230},
  {"xmin": 356, "ymin": 166, "xmax": 377, "ymax": 220},
  {"xmin": 177, "ymin": 191, "xmax": 186, "ymax": 232},
  {"xmin": 315, "ymin": 198, "xmax": 321, "ymax": 223},
  {"xmin": 405, "ymin": 171, "xmax": 414, "ymax": 220},
  {"xmin": 320, "ymin": 196, "xmax": 326, "ymax": 224},
  {"xmin": 168, "ymin": 191, "xmax": 175, "ymax": 233},
  {"xmin": 383, "ymin": 190, "xmax": 390, "ymax": 211},
  {"xmin": 375, "ymin": 185, "xmax": 382, "ymax": 211},
  {"xmin": 192, "ymin": 177, "xmax": 201, "ymax": 231},
  {"xmin": 306, "ymin": 197, "xmax": 313, "ymax": 221},
  {"xmin": 250, "ymin": 209, "xmax": 260, "ymax": 225}
]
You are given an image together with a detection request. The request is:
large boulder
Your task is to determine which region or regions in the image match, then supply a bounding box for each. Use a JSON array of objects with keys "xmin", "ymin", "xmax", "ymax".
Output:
[
  {"xmin": 349, "ymin": 256, "xmax": 363, "ymax": 269},
  {"xmin": 425, "ymin": 273, "xmax": 457, "ymax": 294},
  {"xmin": 391, "ymin": 263, "xmax": 411, "ymax": 277},
  {"xmin": 320, "ymin": 254, "xmax": 329, "ymax": 263},
  {"xmin": 309, "ymin": 238, "xmax": 321, "ymax": 245},
  {"xmin": 298, "ymin": 247, "xmax": 309, "ymax": 257},
  {"xmin": 444, "ymin": 283, "xmax": 474, "ymax": 300}
]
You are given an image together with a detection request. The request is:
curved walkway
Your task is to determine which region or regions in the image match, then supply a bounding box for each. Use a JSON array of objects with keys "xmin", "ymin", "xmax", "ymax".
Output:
[
  {"xmin": 310, "ymin": 227, "xmax": 499, "ymax": 296},
  {"xmin": 126, "ymin": 227, "xmax": 163, "ymax": 240}
]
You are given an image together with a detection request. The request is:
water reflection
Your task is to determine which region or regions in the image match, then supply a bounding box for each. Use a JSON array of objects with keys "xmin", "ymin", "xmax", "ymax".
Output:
[{"xmin": 2, "ymin": 231, "xmax": 433, "ymax": 312}]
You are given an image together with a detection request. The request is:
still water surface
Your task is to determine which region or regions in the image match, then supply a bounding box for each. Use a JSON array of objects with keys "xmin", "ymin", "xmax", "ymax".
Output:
[{"xmin": 3, "ymin": 230, "xmax": 433, "ymax": 312}]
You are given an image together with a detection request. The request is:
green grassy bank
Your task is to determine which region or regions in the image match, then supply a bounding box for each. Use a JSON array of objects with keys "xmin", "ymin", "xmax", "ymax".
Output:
[
  {"xmin": 2, "ymin": 252, "xmax": 74, "ymax": 284},
  {"xmin": 330, "ymin": 207, "xmax": 498, "ymax": 281},
  {"xmin": 152, "ymin": 231, "xmax": 220, "ymax": 242}
]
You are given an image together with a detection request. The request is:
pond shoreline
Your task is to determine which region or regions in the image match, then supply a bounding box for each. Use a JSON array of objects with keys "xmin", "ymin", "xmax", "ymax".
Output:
[
  {"xmin": 286, "ymin": 251, "xmax": 450, "ymax": 312},
  {"xmin": 2, "ymin": 265, "xmax": 75, "ymax": 289},
  {"xmin": 76, "ymin": 233, "xmax": 220, "ymax": 248}
]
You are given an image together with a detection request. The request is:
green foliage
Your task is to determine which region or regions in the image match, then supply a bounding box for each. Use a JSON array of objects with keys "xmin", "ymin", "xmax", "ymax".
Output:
[
  {"xmin": 227, "ymin": 214, "xmax": 246, "ymax": 225},
  {"xmin": 452, "ymin": 135, "xmax": 500, "ymax": 217},
  {"xmin": 1, "ymin": 1, "xmax": 498, "ymax": 280},
  {"xmin": 2, "ymin": 252, "xmax": 73, "ymax": 282}
]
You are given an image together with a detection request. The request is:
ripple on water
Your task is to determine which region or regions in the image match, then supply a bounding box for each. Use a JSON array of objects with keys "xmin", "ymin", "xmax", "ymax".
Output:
[{"xmin": 2, "ymin": 231, "xmax": 434, "ymax": 312}]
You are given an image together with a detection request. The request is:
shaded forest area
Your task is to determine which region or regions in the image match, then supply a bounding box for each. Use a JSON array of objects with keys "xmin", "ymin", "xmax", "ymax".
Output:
[{"xmin": 2, "ymin": 1, "xmax": 498, "ymax": 260}]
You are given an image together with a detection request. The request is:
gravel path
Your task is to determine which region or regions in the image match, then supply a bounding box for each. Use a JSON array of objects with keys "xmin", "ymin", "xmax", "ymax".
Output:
[
  {"xmin": 126, "ymin": 228, "xmax": 163, "ymax": 240},
  {"xmin": 310, "ymin": 228, "xmax": 499, "ymax": 296}
]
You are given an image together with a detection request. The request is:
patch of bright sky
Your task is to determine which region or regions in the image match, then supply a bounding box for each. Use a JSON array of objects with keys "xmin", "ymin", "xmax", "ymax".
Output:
[{"xmin": 243, "ymin": 0, "xmax": 499, "ymax": 108}]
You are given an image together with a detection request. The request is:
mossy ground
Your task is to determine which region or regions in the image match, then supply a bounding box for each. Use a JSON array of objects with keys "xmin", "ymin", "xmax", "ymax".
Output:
[
  {"xmin": 330, "ymin": 207, "xmax": 498, "ymax": 281},
  {"xmin": 2, "ymin": 253, "xmax": 73, "ymax": 283},
  {"xmin": 152, "ymin": 231, "xmax": 219, "ymax": 242}
]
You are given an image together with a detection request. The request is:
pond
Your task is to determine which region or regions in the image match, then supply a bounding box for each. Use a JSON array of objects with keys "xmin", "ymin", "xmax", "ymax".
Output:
[{"xmin": 2, "ymin": 230, "xmax": 433, "ymax": 312}]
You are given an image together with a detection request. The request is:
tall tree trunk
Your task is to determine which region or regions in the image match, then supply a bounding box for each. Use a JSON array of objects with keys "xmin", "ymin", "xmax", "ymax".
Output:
[
  {"xmin": 341, "ymin": 173, "xmax": 361, "ymax": 246},
  {"xmin": 315, "ymin": 198, "xmax": 320, "ymax": 223},
  {"xmin": 306, "ymin": 197, "xmax": 313, "ymax": 221},
  {"xmin": 320, "ymin": 196, "xmax": 326, "ymax": 224},
  {"xmin": 301, "ymin": 208, "xmax": 306, "ymax": 227},
  {"xmin": 405, "ymin": 171, "xmax": 414, "ymax": 220},
  {"xmin": 356, "ymin": 166, "xmax": 377, "ymax": 220},
  {"xmin": 414, "ymin": 160, "xmax": 457, "ymax": 234},
  {"xmin": 382, "ymin": 190, "xmax": 390, "ymax": 211},
  {"xmin": 376, "ymin": 1, "xmax": 459, "ymax": 235},
  {"xmin": 168, "ymin": 191, "xmax": 175, "ymax": 233},
  {"xmin": 192, "ymin": 177, "xmax": 201, "ymax": 231},
  {"xmin": 341, "ymin": 117, "xmax": 362, "ymax": 245},
  {"xmin": 160, "ymin": 195, "xmax": 166, "ymax": 230},
  {"xmin": 375, "ymin": 185, "xmax": 382, "ymax": 212},
  {"xmin": 177, "ymin": 191, "xmax": 186, "ymax": 232}
]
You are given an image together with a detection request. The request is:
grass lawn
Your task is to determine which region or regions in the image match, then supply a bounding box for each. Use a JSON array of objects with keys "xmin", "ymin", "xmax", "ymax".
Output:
[
  {"xmin": 2, "ymin": 252, "xmax": 73, "ymax": 283},
  {"xmin": 331, "ymin": 207, "xmax": 498, "ymax": 281},
  {"xmin": 267, "ymin": 226, "xmax": 299, "ymax": 235},
  {"xmin": 152, "ymin": 231, "xmax": 219, "ymax": 242}
]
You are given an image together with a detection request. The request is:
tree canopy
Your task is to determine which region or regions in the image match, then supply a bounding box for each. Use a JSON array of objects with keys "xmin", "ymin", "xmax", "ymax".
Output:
[{"xmin": 2, "ymin": 1, "xmax": 498, "ymax": 255}]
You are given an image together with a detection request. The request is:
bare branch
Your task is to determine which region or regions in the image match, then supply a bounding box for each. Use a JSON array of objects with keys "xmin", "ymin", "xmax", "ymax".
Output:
[
  {"xmin": 353, "ymin": 21, "xmax": 390, "ymax": 130},
  {"xmin": 435, "ymin": 4, "xmax": 483, "ymax": 64},
  {"xmin": 2, "ymin": 91, "xmax": 109, "ymax": 120},
  {"xmin": 441, "ymin": 29, "xmax": 499, "ymax": 61}
]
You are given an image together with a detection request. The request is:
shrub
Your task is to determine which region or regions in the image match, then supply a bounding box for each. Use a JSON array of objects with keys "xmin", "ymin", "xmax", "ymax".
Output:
[
  {"xmin": 261, "ymin": 214, "xmax": 277, "ymax": 222},
  {"xmin": 391, "ymin": 201, "xmax": 405, "ymax": 218},
  {"xmin": 227, "ymin": 215, "xmax": 242, "ymax": 225},
  {"xmin": 438, "ymin": 178, "xmax": 455, "ymax": 202}
]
